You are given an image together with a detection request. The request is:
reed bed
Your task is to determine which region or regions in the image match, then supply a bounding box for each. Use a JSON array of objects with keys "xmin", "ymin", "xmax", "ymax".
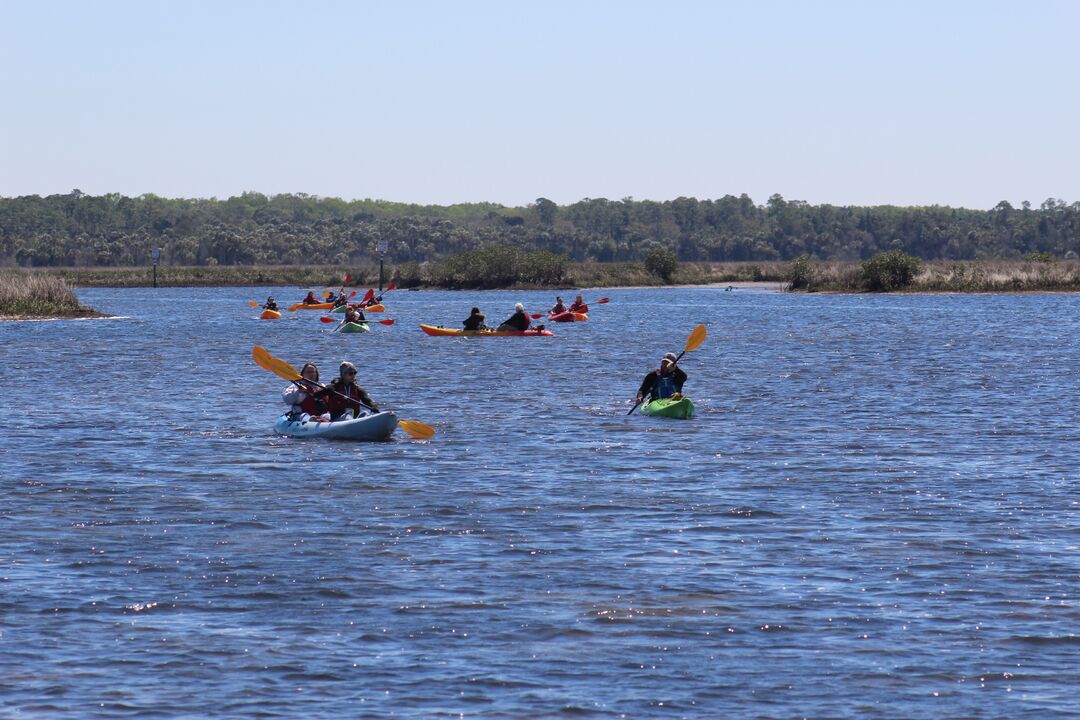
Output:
[
  {"xmin": 788, "ymin": 259, "xmax": 1080, "ymax": 293},
  {"xmin": 0, "ymin": 273, "xmax": 105, "ymax": 318}
]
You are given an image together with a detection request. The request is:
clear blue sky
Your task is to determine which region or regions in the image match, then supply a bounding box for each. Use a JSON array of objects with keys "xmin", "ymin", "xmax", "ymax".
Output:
[{"xmin": 1, "ymin": 0, "xmax": 1077, "ymax": 208}]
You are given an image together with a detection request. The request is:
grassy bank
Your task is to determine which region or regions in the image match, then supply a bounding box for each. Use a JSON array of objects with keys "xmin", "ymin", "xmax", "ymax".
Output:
[
  {"xmin": 10, "ymin": 258, "xmax": 1080, "ymax": 292},
  {"xmin": 0, "ymin": 274, "xmax": 107, "ymax": 318},
  {"xmin": 786, "ymin": 258, "xmax": 1080, "ymax": 293}
]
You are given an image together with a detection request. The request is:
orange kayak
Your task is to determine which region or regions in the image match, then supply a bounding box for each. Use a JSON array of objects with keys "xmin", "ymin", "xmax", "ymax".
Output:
[
  {"xmin": 419, "ymin": 324, "xmax": 553, "ymax": 337},
  {"xmin": 259, "ymin": 309, "xmax": 282, "ymax": 320},
  {"xmin": 287, "ymin": 302, "xmax": 334, "ymax": 311}
]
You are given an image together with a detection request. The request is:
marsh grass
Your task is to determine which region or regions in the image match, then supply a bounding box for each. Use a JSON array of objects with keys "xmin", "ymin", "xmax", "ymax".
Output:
[
  {"xmin": 10, "ymin": 259, "xmax": 1080, "ymax": 293},
  {"xmin": 19, "ymin": 264, "xmax": 373, "ymax": 288},
  {"xmin": 0, "ymin": 273, "xmax": 105, "ymax": 318}
]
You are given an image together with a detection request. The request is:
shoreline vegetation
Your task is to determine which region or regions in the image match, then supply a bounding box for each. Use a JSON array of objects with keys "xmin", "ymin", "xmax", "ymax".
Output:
[
  {"xmin": 0, "ymin": 274, "xmax": 107, "ymax": 320},
  {"xmin": 7, "ymin": 251, "xmax": 1080, "ymax": 294}
]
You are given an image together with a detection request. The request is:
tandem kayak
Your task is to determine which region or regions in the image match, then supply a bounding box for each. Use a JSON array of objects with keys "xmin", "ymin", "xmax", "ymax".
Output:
[
  {"xmin": 339, "ymin": 322, "xmax": 370, "ymax": 333},
  {"xmin": 288, "ymin": 302, "xmax": 334, "ymax": 311},
  {"xmin": 259, "ymin": 309, "xmax": 282, "ymax": 320},
  {"xmin": 548, "ymin": 311, "xmax": 588, "ymax": 322},
  {"xmin": 641, "ymin": 396, "xmax": 695, "ymax": 419},
  {"xmin": 419, "ymin": 324, "xmax": 554, "ymax": 337},
  {"xmin": 274, "ymin": 411, "xmax": 398, "ymax": 440}
]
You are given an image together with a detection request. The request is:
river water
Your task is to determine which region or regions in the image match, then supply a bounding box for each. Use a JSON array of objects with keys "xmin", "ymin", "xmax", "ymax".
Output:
[{"xmin": 2, "ymin": 286, "xmax": 1078, "ymax": 718}]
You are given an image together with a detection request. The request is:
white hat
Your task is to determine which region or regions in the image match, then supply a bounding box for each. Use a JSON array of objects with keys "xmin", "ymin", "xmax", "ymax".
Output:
[{"xmin": 515, "ymin": 303, "xmax": 524, "ymax": 311}]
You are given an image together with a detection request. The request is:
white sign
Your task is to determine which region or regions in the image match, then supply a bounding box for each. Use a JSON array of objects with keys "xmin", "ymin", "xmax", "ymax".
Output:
[{"xmin": 377, "ymin": 239, "xmax": 388, "ymax": 255}]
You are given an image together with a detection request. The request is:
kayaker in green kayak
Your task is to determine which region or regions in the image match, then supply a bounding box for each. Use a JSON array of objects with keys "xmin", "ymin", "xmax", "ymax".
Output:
[
  {"xmin": 463, "ymin": 307, "xmax": 488, "ymax": 331},
  {"xmin": 497, "ymin": 303, "xmax": 531, "ymax": 332},
  {"xmin": 336, "ymin": 304, "xmax": 366, "ymax": 330},
  {"xmin": 635, "ymin": 352, "xmax": 687, "ymax": 405}
]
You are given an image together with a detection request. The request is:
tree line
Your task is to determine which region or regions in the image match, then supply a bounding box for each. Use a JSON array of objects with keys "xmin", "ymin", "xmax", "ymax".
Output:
[{"xmin": 1, "ymin": 190, "xmax": 1078, "ymax": 267}]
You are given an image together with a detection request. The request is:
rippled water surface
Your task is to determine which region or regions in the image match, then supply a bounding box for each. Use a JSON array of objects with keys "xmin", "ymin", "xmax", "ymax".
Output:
[{"xmin": 2, "ymin": 287, "xmax": 1078, "ymax": 718}]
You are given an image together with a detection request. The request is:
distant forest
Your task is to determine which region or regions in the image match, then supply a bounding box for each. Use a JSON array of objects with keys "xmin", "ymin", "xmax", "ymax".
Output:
[{"xmin": 2, "ymin": 190, "xmax": 1078, "ymax": 267}]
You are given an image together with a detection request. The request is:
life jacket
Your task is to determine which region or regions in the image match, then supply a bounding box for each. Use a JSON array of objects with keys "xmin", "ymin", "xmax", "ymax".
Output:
[
  {"xmin": 655, "ymin": 371, "xmax": 677, "ymax": 399},
  {"xmin": 570, "ymin": 302, "xmax": 588, "ymax": 314},
  {"xmin": 299, "ymin": 393, "xmax": 326, "ymax": 416},
  {"xmin": 325, "ymin": 380, "xmax": 363, "ymax": 415},
  {"xmin": 303, "ymin": 293, "xmax": 317, "ymax": 304},
  {"xmin": 551, "ymin": 303, "xmax": 566, "ymax": 314}
]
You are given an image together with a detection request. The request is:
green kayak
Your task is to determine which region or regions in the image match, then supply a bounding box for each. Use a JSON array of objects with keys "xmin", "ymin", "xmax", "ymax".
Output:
[
  {"xmin": 339, "ymin": 322, "xmax": 370, "ymax": 333},
  {"xmin": 641, "ymin": 396, "xmax": 695, "ymax": 419}
]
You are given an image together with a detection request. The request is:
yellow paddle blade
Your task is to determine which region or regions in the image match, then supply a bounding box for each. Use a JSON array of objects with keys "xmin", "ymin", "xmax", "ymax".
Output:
[
  {"xmin": 269, "ymin": 356, "xmax": 301, "ymax": 381},
  {"xmin": 252, "ymin": 345, "xmax": 274, "ymax": 370},
  {"xmin": 398, "ymin": 419, "xmax": 435, "ymax": 439},
  {"xmin": 684, "ymin": 324, "xmax": 707, "ymax": 353},
  {"xmin": 248, "ymin": 301, "xmax": 260, "ymax": 307}
]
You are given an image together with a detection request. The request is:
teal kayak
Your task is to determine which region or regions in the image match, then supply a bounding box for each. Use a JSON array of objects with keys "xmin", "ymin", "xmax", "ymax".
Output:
[
  {"xmin": 274, "ymin": 411, "xmax": 397, "ymax": 440},
  {"xmin": 339, "ymin": 322, "xmax": 370, "ymax": 333},
  {"xmin": 641, "ymin": 396, "xmax": 695, "ymax": 419}
]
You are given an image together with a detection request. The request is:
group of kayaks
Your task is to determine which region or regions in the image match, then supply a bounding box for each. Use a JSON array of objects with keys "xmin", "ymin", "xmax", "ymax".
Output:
[{"xmin": 255, "ymin": 292, "xmax": 701, "ymax": 440}]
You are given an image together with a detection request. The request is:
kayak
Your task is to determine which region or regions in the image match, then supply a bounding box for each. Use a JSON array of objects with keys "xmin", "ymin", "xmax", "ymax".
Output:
[
  {"xmin": 419, "ymin": 324, "xmax": 554, "ymax": 337},
  {"xmin": 259, "ymin": 309, "xmax": 282, "ymax": 320},
  {"xmin": 641, "ymin": 396, "xmax": 695, "ymax": 419},
  {"xmin": 274, "ymin": 411, "xmax": 398, "ymax": 441},
  {"xmin": 288, "ymin": 301, "xmax": 334, "ymax": 311},
  {"xmin": 331, "ymin": 303, "xmax": 384, "ymax": 313},
  {"xmin": 548, "ymin": 311, "xmax": 588, "ymax": 322},
  {"xmin": 339, "ymin": 322, "xmax": 370, "ymax": 333}
]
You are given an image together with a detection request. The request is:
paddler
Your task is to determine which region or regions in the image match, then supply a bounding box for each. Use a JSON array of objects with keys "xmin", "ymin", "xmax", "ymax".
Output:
[
  {"xmin": 550, "ymin": 296, "xmax": 567, "ymax": 315},
  {"xmin": 497, "ymin": 303, "xmax": 530, "ymax": 332},
  {"xmin": 635, "ymin": 352, "xmax": 687, "ymax": 405},
  {"xmin": 463, "ymin": 306, "xmax": 488, "ymax": 331},
  {"xmin": 263, "ymin": 296, "xmax": 279, "ymax": 311},
  {"xmin": 281, "ymin": 363, "xmax": 329, "ymax": 420},
  {"xmin": 302, "ymin": 290, "xmax": 319, "ymax": 304},
  {"xmin": 333, "ymin": 288, "xmax": 349, "ymax": 308},
  {"xmin": 569, "ymin": 294, "xmax": 588, "ymax": 314},
  {"xmin": 342, "ymin": 305, "xmax": 366, "ymax": 326},
  {"xmin": 312, "ymin": 361, "xmax": 379, "ymax": 420}
]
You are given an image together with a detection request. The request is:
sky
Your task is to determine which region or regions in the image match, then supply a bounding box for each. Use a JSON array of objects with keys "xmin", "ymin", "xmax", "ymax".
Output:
[{"xmin": 1, "ymin": 0, "xmax": 1077, "ymax": 209}]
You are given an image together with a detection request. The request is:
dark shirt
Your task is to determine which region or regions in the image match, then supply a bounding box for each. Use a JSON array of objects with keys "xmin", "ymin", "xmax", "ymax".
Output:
[
  {"xmin": 499, "ymin": 310, "xmax": 530, "ymax": 331},
  {"xmin": 638, "ymin": 367, "xmax": 687, "ymax": 402},
  {"xmin": 463, "ymin": 312, "xmax": 486, "ymax": 331}
]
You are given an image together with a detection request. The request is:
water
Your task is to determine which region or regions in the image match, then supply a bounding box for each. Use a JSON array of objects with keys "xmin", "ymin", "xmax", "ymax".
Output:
[{"xmin": 2, "ymin": 287, "xmax": 1078, "ymax": 718}]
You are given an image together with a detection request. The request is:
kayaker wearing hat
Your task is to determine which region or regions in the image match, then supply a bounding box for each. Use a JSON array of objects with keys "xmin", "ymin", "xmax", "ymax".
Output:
[
  {"xmin": 313, "ymin": 361, "xmax": 379, "ymax": 420},
  {"xmin": 281, "ymin": 362, "xmax": 329, "ymax": 420},
  {"xmin": 635, "ymin": 352, "xmax": 687, "ymax": 406},
  {"xmin": 497, "ymin": 303, "xmax": 531, "ymax": 332},
  {"xmin": 569, "ymin": 294, "xmax": 588, "ymax": 314},
  {"xmin": 263, "ymin": 297, "xmax": 279, "ymax": 311},
  {"xmin": 463, "ymin": 306, "xmax": 488, "ymax": 331}
]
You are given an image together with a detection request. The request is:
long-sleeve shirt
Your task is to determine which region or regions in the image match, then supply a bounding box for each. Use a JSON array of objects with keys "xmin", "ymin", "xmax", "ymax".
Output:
[{"xmin": 637, "ymin": 367, "xmax": 687, "ymax": 402}]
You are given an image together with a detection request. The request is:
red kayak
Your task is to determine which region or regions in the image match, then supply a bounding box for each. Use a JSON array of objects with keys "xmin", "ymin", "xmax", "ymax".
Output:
[{"xmin": 548, "ymin": 311, "xmax": 588, "ymax": 322}]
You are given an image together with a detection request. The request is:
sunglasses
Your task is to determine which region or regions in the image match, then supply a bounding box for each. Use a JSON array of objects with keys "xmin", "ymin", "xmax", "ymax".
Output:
[{"xmin": 343, "ymin": 369, "xmax": 357, "ymax": 375}]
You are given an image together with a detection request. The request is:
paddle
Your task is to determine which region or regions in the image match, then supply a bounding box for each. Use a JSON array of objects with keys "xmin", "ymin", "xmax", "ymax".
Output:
[
  {"xmin": 252, "ymin": 346, "xmax": 435, "ymax": 439},
  {"xmin": 627, "ymin": 324, "xmax": 707, "ymax": 416},
  {"xmin": 248, "ymin": 301, "xmax": 260, "ymax": 307},
  {"xmin": 319, "ymin": 316, "xmax": 395, "ymax": 325}
]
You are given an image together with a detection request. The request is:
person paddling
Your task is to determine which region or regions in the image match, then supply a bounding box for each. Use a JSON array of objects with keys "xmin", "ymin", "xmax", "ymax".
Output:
[
  {"xmin": 497, "ymin": 303, "xmax": 531, "ymax": 332},
  {"xmin": 282, "ymin": 362, "xmax": 329, "ymax": 420},
  {"xmin": 550, "ymin": 296, "xmax": 567, "ymax": 315},
  {"xmin": 463, "ymin": 307, "xmax": 488, "ymax": 331},
  {"xmin": 312, "ymin": 361, "xmax": 379, "ymax": 420},
  {"xmin": 635, "ymin": 352, "xmax": 687, "ymax": 406},
  {"xmin": 569, "ymin": 294, "xmax": 588, "ymax": 314},
  {"xmin": 302, "ymin": 290, "xmax": 318, "ymax": 305},
  {"xmin": 333, "ymin": 289, "xmax": 349, "ymax": 308},
  {"xmin": 339, "ymin": 304, "xmax": 366, "ymax": 329},
  {"xmin": 263, "ymin": 296, "xmax": 279, "ymax": 311}
]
